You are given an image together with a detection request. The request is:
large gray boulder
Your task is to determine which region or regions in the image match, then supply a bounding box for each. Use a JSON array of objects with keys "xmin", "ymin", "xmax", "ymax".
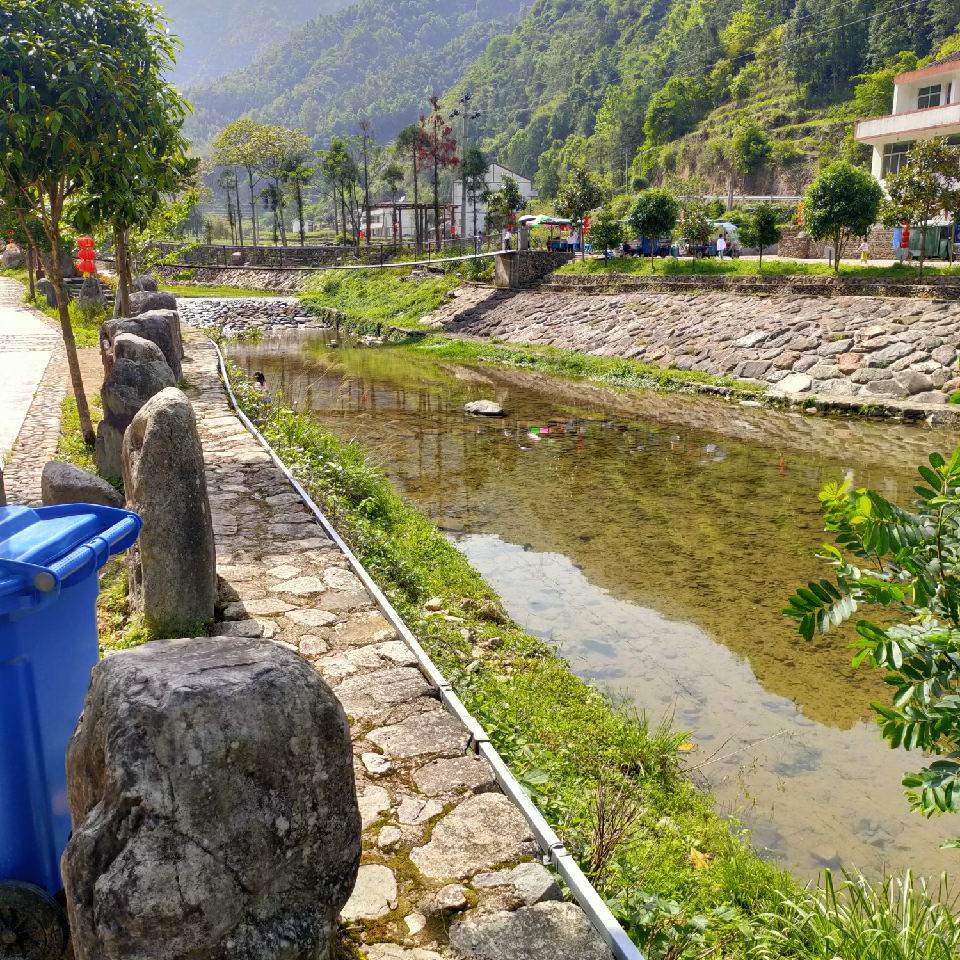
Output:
[
  {"xmin": 41, "ymin": 461, "xmax": 124, "ymax": 509},
  {"xmin": 122, "ymin": 387, "xmax": 217, "ymax": 634},
  {"xmin": 464, "ymin": 400, "xmax": 506, "ymax": 417},
  {"xmin": 1, "ymin": 243, "xmax": 24, "ymax": 269},
  {"xmin": 77, "ymin": 274, "xmax": 107, "ymax": 312},
  {"xmin": 101, "ymin": 312, "xmax": 182, "ymax": 380},
  {"xmin": 449, "ymin": 902, "xmax": 614, "ymax": 960},
  {"xmin": 62, "ymin": 637, "xmax": 361, "ymax": 960},
  {"xmin": 133, "ymin": 274, "xmax": 159, "ymax": 292},
  {"xmin": 129, "ymin": 289, "xmax": 177, "ymax": 316},
  {"xmin": 35, "ymin": 277, "xmax": 59, "ymax": 308},
  {"xmin": 114, "ymin": 332, "xmax": 165, "ymax": 365},
  {"xmin": 96, "ymin": 356, "xmax": 176, "ymax": 480}
]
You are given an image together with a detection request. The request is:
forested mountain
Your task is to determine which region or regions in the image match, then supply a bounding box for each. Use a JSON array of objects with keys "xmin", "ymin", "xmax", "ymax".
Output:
[
  {"xmin": 160, "ymin": 0, "xmax": 351, "ymax": 87},
  {"xmin": 445, "ymin": 0, "xmax": 960, "ymax": 196},
  {"xmin": 182, "ymin": 0, "xmax": 528, "ymax": 150}
]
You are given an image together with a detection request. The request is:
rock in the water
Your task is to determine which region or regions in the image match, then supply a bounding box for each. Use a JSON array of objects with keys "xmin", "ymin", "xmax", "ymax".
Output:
[
  {"xmin": 114, "ymin": 332, "xmax": 165, "ymax": 365},
  {"xmin": 100, "ymin": 312, "xmax": 182, "ymax": 380},
  {"xmin": 96, "ymin": 356, "xmax": 176, "ymax": 480},
  {"xmin": 1, "ymin": 243, "xmax": 24, "ymax": 269},
  {"xmin": 35, "ymin": 277, "xmax": 59, "ymax": 308},
  {"xmin": 128, "ymin": 289, "xmax": 177, "ymax": 317},
  {"xmin": 41, "ymin": 461, "xmax": 123, "ymax": 509},
  {"xmin": 449, "ymin": 902, "xmax": 614, "ymax": 960},
  {"xmin": 77, "ymin": 275, "xmax": 106, "ymax": 312},
  {"xmin": 122, "ymin": 388, "xmax": 217, "ymax": 634},
  {"xmin": 62, "ymin": 637, "xmax": 360, "ymax": 960},
  {"xmin": 464, "ymin": 400, "xmax": 506, "ymax": 417}
]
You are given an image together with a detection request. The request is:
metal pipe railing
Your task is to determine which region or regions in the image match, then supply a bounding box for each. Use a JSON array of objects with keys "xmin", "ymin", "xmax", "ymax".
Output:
[{"xmin": 209, "ymin": 338, "xmax": 645, "ymax": 960}]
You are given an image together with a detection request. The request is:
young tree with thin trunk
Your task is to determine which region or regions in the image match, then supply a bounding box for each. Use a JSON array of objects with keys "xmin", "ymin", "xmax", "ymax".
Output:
[
  {"xmin": 882, "ymin": 138, "xmax": 960, "ymax": 280},
  {"xmin": 626, "ymin": 188, "xmax": 680, "ymax": 270},
  {"xmin": 417, "ymin": 96, "xmax": 459, "ymax": 245},
  {"xmin": 739, "ymin": 202, "xmax": 782, "ymax": 270},
  {"xmin": 396, "ymin": 123, "xmax": 428, "ymax": 251},
  {"xmin": 213, "ymin": 120, "xmax": 270, "ymax": 246},
  {"xmin": 556, "ymin": 165, "xmax": 605, "ymax": 260},
  {"xmin": 251, "ymin": 125, "xmax": 312, "ymax": 247},
  {"xmin": 460, "ymin": 146, "xmax": 489, "ymax": 239},
  {"xmin": 802, "ymin": 160, "xmax": 883, "ymax": 274},
  {"xmin": 382, "ymin": 162, "xmax": 405, "ymax": 243},
  {"xmin": 0, "ymin": 0, "xmax": 189, "ymax": 445},
  {"xmin": 355, "ymin": 119, "xmax": 377, "ymax": 248},
  {"xmin": 217, "ymin": 167, "xmax": 244, "ymax": 247}
]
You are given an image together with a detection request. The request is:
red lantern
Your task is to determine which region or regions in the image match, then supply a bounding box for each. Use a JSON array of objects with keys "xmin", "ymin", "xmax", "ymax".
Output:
[{"xmin": 77, "ymin": 236, "xmax": 97, "ymax": 273}]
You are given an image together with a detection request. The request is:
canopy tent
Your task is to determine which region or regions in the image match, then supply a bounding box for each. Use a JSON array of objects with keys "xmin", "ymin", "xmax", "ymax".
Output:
[{"xmin": 518, "ymin": 214, "xmax": 573, "ymax": 226}]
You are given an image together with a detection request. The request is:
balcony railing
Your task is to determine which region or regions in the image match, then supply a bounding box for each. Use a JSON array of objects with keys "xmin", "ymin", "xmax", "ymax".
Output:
[{"xmin": 855, "ymin": 102, "xmax": 960, "ymax": 141}]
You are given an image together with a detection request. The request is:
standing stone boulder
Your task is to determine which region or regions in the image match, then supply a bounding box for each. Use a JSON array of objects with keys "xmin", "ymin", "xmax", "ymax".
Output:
[
  {"xmin": 35, "ymin": 277, "xmax": 59, "ymax": 308},
  {"xmin": 96, "ymin": 356, "xmax": 177, "ymax": 480},
  {"xmin": 133, "ymin": 274, "xmax": 159, "ymax": 292},
  {"xmin": 41, "ymin": 461, "xmax": 124, "ymax": 509},
  {"xmin": 122, "ymin": 387, "xmax": 217, "ymax": 634},
  {"xmin": 77, "ymin": 274, "xmax": 107, "ymax": 312},
  {"xmin": 1, "ymin": 243, "xmax": 24, "ymax": 269},
  {"xmin": 114, "ymin": 332, "xmax": 166, "ymax": 366},
  {"xmin": 62, "ymin": 637, "xmax": 361, "ymax": 960},
  {"xmin": 129, "ymin": 289, "xmax": 177, "ymax": 316},
  {"xmin": 100, "ymin": 313, "xmax": 182, "ymax": 380}
]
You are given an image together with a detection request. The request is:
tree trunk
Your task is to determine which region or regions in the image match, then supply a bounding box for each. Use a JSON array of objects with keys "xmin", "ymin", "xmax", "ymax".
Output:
[
  {"xmin": 340, "ymin": 189, "xmax": 348, "ymax": 246},
  {"xmin": 26, "ymin": 246, "xmax": 35, "ymax": 299},
  {"xmin": 412, "ymin": 151, "xmax": 421, "ymax": 253},
  {"xmin": 332, "ymin": 185, "xmax": 339, "ymax": 239},
  {"xmin": 274, "ymin": 178, "xmax": 288, "ymax": 247},
  {"xmin": 433, "ymin": 165, "xmax": 441, "ymax": 245},
  {"xmin": 235, "ymin": 182, "xmax": 245, "ymax": 247},
  {"xmin": 917, "ymin": 217, "xmax": 929, "ymax": 281},
  {"xmin": 50, "ymin": 239, "xmax": 94, "ymax": 446},
  {"xmin": 363, "ymin": 152, "xmax": 371, "ymax": 250},
  {"xmin": 115, "ymin": 228, "xmax": 132, "ymax": 317},
  {"xmin": 297, "ymin": 182, "xmax": 306, "ymax": 246},
  {"xmin": 247, "ymin": 169, "xmax": 259, "ymax": 246}
]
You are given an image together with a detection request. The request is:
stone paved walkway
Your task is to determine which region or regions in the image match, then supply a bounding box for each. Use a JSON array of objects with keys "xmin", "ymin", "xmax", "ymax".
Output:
[
  {"xmin": 0, "ymin": 277, "xmax": 68, "ymax": 505},
  {"xmin": 183, "ymin": 332, "xmax": 613, "ymax": 960}
]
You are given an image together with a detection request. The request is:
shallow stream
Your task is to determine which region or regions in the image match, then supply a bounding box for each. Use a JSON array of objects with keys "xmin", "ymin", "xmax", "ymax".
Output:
[{"xmin": 230, "ymin": 329, "xmax": 959, "ymax": 881}]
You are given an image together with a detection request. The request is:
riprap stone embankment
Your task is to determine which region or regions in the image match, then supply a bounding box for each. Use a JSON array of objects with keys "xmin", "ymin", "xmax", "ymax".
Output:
[{"xmin": 421, "ymin": 286, "xmax": 960, "ymax": 404}]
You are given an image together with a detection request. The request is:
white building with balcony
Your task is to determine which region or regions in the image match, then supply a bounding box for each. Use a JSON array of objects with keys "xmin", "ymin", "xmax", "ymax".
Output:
[{"xmin": 855, "ymin": 51, "xmax": 960, "ymax": 179}]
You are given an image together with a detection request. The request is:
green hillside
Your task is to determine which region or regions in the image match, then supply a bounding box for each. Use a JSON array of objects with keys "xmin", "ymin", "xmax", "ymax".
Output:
[
  {"xmin": 442, "ymin": 0, "xmax": 960, "ymax": 196},
  {"xmin": 160, "ymin": 0, "xmax": 350, "ymax": 88},
  {"xmin": 182, "ymin": 0, "xmax": 528, "ymax": 150}
]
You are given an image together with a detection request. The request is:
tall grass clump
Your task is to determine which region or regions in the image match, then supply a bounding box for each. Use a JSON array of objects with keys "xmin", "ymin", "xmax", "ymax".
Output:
[{"xmin": 754, "ymin": 869, "xmax": 960, "ymax": 960}]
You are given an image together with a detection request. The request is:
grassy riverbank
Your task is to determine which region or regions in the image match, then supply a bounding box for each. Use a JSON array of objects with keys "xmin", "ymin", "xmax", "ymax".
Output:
[
  {"xmin": 557, "ymin": 257, "xmax": 960, "ymax": 279},
  {"xmin": 301, "ymin": 269, "xmax": 461, "ymax": 330},
  {"xmin": 393, "ymin": 334, "xmax": 767, "ymax": 395},
  {"xmin": 230, "ymin": 366, "xmax": 960, "ymax": 958}
]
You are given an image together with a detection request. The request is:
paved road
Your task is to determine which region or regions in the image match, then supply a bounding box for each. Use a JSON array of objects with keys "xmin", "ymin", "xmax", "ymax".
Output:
[{"xmin": 0, "ymin": 278, "xmax": 61, "ymax": 490}]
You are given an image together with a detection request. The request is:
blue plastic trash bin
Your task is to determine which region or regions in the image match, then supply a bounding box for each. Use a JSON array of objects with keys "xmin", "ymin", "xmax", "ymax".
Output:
[{"xmin": 0, "ymin": 503, "xmax": 141, "ymax": 910}]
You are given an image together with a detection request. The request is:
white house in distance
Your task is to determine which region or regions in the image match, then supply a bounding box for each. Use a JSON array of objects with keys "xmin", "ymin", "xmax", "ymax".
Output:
[
  {"xmin": 855, "ymin": 51, "xmax": 960, "ymax": 179},
  {"xmin": 450, "ymin": 163, "xmax": 539, "ymax": 235}
]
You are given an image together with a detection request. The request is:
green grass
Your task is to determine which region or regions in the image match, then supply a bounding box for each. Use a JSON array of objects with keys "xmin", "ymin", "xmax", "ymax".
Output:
[
  {"xmin": 26, "ymin": 293, "xmax": 107, "ymax": 347},
  {"xmin": 393, "ymin": 333, "xmax": 767, "ymax": 394},
  {"xmin": 159, "ymin": 283, "xmax": 287, "ymax": 298},
  {"xmin": 557, "ymin": 257, "xmax": 960, "ymax": 280},
  {"xmin": 301, "ymin": 268, "xmax": 461, "ymax": 330}
]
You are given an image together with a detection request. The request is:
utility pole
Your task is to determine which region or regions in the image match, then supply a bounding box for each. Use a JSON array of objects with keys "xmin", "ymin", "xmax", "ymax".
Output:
[{"xmin": 452, "ymin": 94, "xmax": 480, "ymax": 245}]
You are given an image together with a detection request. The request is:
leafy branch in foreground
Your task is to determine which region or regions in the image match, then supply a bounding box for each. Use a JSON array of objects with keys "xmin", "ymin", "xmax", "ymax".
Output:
[{"xmin": 784, "ymin": 448, "xmax": 960, "ymax": 823}]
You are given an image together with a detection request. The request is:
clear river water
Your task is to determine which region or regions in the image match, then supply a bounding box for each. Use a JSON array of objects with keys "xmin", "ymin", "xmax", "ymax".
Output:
[{"xmin": 229, "ymin": 329, "xmax": 960, "ymax": 882}]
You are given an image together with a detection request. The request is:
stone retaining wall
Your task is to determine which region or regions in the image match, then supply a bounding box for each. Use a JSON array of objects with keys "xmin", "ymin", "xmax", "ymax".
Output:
[
  {"xmin": 420, "ymin": 286, "xmax": 960, "ymax": 405},
  {"xmin": 158, "ymin": 265, "xmax": 310, "ymax": 294},
  {"xmin": 177, "ymin": 296, "xmax": 318, "ymax": 333},
  {"xmin": 778, "ymin": 224, "xmax": 897, "ymax": 260}
]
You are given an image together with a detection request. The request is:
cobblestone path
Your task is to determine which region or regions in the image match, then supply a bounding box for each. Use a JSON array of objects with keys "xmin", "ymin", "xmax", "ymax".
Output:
[
  {"xmin": 184, "ymin": 333, "xmax": 614, "ymax": 960},
  {"xmin": 0, "ymin": 277, "xmax": 67, "ymax": 505}
]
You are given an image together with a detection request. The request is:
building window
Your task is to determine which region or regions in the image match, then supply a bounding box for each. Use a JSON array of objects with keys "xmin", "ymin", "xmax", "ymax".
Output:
[
  {"xmin": 882, "ymin": 141, "xmax": 914, "ymax": 177},
  {"xmin": 918, "ymin": 84, "xmax": 942, "ymax": 109}
]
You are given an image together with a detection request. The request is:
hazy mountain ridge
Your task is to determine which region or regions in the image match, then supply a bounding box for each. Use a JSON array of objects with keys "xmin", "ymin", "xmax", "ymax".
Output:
[{"xmin": 182, "ymin": 0, "xmax": 528, "ymax": 149}]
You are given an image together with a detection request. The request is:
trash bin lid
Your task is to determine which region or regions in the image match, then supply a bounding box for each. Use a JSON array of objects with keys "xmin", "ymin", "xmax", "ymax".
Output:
[
  {"xmin": 0, "ymin": 504, "xmax": 142, "ymax": 616},
  {"xmin": 0, "ymin": 506, "xmax": 104, "ymax": 568}
]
